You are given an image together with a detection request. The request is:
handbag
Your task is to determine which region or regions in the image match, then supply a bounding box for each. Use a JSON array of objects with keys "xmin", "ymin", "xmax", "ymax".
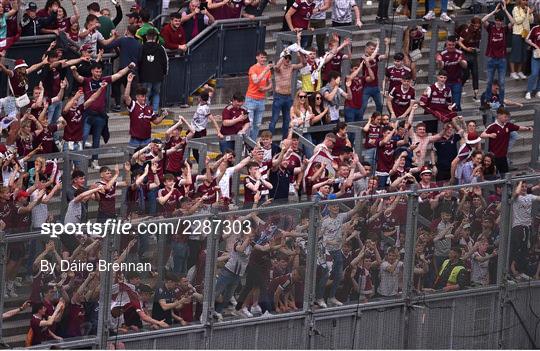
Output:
[
  {"xmin": 409, "ymin": 49, "xmax": 422, "ymax": 62},
  {"xmin": 521, "ymin": 29, "xmax": 529, "ymax": 39},
  {"xmin": 15, "ymin": 94, "xmax": 30, "ymax": 108}
]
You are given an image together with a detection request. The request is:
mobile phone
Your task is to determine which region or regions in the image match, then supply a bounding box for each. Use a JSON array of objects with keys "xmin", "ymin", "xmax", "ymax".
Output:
[{"xmin": 199, "ymin": 2, "xmax": 208, "ymax": 10}]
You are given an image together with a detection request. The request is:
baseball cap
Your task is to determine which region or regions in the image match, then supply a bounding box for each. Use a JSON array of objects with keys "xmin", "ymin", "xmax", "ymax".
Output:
[
  {"xmin": 16, "ymin": 190, "xmax": 30, "ymax": 201},
  {"xmin": 466, "ymin": 131, "xmax": 481, "ymax": 144},
  {"xmin": 420, "ymin": 166, "xmax": 432, "ymax": 175},
  {"xmin": 27, "ymin": 2, "xmax": 37, "ymax": 11},
  {"xmin": 126, "ymin": 12, "xmax": 140, "ymax": 19}
]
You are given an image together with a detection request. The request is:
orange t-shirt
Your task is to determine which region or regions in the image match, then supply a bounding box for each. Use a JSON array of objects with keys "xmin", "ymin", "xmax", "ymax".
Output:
[{"xmin": 246, "ymin": 63, "xmax": 271, "ymax": 100}]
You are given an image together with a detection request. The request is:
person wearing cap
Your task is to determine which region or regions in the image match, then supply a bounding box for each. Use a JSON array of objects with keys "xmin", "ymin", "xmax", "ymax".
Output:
[
  {"xmin": 481, "ymin": 3, "xmax": 515, "ymax": 107},
  {"xmin": 126, "ymin": 11, "xmax": 141, "ymax": 28},
  {"xmin": 436, "ymin": 36, "xmax": 467, "ymax": 112},
  {"xmin": 384, "ymin": 52, "xmax": 411, "ymax": 94},
  {"xmin": 160, "ymin": 12, "xmax": 187, "ymax": 52},
  {"xmin": 0, "ymin": 57, "xmax": 47, "ymax": 113},
  {"xmin": 20, "ymin": 2, "xmax": 56, "ymax": 36},
  {"xmin": 181, "ymin": 0, "xmax": 215, "ymax": 41},
  {"xmin": 433, "ymin": 246, "xmax": 469, "ymax": 291}
]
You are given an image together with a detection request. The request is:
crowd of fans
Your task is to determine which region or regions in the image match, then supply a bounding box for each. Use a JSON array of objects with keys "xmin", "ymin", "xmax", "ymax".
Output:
[{"xmin": 0, "ymin": 0, "xmax": 539, "ymax": 347}]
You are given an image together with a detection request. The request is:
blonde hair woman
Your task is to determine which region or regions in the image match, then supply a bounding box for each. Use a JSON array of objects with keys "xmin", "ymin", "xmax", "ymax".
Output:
[
  {"xmin": 290, "ymin": 90, "xmax": 313, "ymax": 130},
  {"xmin": 511, "ymin": 0, "xmax": 534, "ymax": 79}
]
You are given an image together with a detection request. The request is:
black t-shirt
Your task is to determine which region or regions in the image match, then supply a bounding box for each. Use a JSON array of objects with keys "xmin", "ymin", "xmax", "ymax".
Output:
[
  {"xmin": 268, "ymin": 167, "xmax": 293, "ymax": 201},
  {"xmin": 151, "ymin": 285, "xmax": 177, "ymax": 325},
  {"xmin": 434, "ymin": 134, "xmax": 461, "ymax": 171}
]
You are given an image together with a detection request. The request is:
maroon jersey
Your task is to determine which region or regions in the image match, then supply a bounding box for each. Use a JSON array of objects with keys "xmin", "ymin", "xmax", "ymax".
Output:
[
  {"xmin": 35, "ymin": 125, "xmax": 58, "ymax": 154},
  {"xmin": 177, "ymin": 175, "xmax": 196, "ymax": 199},
  {"xmin": 128, "ymin": 100, "xmax": 155, "ymax": 140},
  {"xmin": 385, "ymin": 65, "xmax": 411, "ymax": 92},
  {"xmin": 286, "ymin": 150, "xmax": 302, "ymax": 181},
  {"xmin": 362, "ymin": 54, "xmax": 380, "ymax": 87},
  {"xmin": 43, "ymin": 67, "xmax": 62, "ymax": 100},
  {"xmin": 8, "ymin": 73, "xmax": 28, "ymax": 97},
  {"xmin": 196, "ymin": 179, "xmax": 217, "ymax": 204},
  {"xmin": 30, "ymin": 315, "xmax": 51, "ymax": 345},
  {"xmin": 220, "ymin": 104, "xmax": 249, "ymax": 135},
  {"xmin": 527, "ymin": 25, "xmax": 540, "ymax": 48},
  {"xmin": 344, "ymin": 76, "xmax": 366, "ymax": 109},
  {"xmin": 268, "ymin": 273, "xmax": 295, "ymax": 296},
  {"xmin": 13, "ymin": 203, "xmax": 31, "ymax": 232},
  {"xmin": 376, "ymin": 140, "xmax": 398, "ymax": 173},
  {"xmin": 83, "ymin": 76, "xmax": 113, "ymax": 113},
  {"xmin": 485, "ymin": 121, "xmax": 520, "ymax": 158},
  {"xmin": 458, "ymin": 25, "xmax": 481, "ymax": 49},
  {"xmin": 159, "ymin": 187, "xmax": 182, "ymax": 216},
  {"xmin": 290, "ymin": 0, "xmax": 315, "ymax": 29},
  {"xmin": 439, "ymin": 49, "xmax": 464, "ymax": 84},
  {"xmin": 57, "ymin": 17, "xmax": 71, "ymax": 32},
  {"xmin": 64, "ymin": 303, "xmax": 85, "ymax": 337},
  {"xmin": 322, "ymin": 51, "xmax": 344, "ymax": 82},
  {"xmin": 244, "ymin": 175, "xmax": 268, "ymax": 203},
  {"xmin": 16, "ymin": 134, "xmax": 34, "ymax": 157},
  {"xmin": 164, "ymin": 136, "xmax": 187, "ymax": 173},
  {"xmin": 485, "ymin": 22, "xmax": 507, "ymax": 58},
  {"xmin": 96, "ymin": 180, "xmax": 117, "ymax": 215},
  {"xmin": 332, "ymin": 134, "xmax": 347, "ymax": 156},
  {"xmin": 62, "ymin": 105, "xmax": 84, "ymax": 142},
  {"xmin": 363, "ymin": 125, "xmax": 381, "ymax": 150},
  {"xmin": 426, "ymin": 83, "xmax": 452, "ymax": 113},
  {"xmin": 225, "ymin": 0, "xmax": 244, "ymax": 18},
  {"xmin": 389, "ymin": 84, "xmax": 415, "ymax": 117}
]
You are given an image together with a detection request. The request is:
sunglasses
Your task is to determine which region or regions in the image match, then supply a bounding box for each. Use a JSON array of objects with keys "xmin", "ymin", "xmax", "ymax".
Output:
[
  {"xmin": 298, "ymin": 95, "xmax": 307, "ymax": 99},
  {"xmin": 315, "ymin": 97, "xmax": 322, "ymax": 100}
]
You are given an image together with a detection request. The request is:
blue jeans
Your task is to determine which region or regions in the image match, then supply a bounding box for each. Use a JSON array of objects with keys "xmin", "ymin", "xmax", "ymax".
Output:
[
  {"xmin": 359, "ymin": 86, "xmax": 383, "ymax": 118},
  {"xmin": 83, "ymin": 111, "xmax": 108, "ymax": 161},
  {"xmin": 245, "ymin": 96, "xmax": 265, "ymax": 140},
  {"xmin": 63, "ymin": 141, "xmax": 83, "ymax": 167},
  {"xmin": 485, "ymin": 58, "xmax": 506, "ymax": 104},
  {"xmin": 172, "ymin": 241, "xmax": 189, "ymax": 275},
  {"xmin": 146, "ymin": 188, "xmax": 158, "ymax": 216},
  {"xmin": 219, "ymin": 140, "xmax": 235, "ymax": 153},
  {"xmin": 527, "ymin": 58, "xmax": 540, "ymax": 93},
  {"xmin": 344, "ymin": 106, "xmax": 362, "ymax": 144},
  {"xmin": 329, "ymin": 250, "xmax": 344, "ymax": 298},
  {"xmin": 316, "ymin": 265, "xmax": 330, "ymax": 300},
  {"xmin": 270, "ymin": 93, "xmax": 292, "ymax": 139},
  {"xmin": 447, "ymin": 82, "xmax": 462, "ymax": 111},
  {"xmin": 428, "ymin": 0, "xmax": 447, "ymax": 11},
  {"xmin": 362, "ymin": 147, "xmax": 376, "ymax": 167},
  {"xmin": 508, "ymin": 131, "xmax": 518, "ymax": 152},
  {"xmin": 214, "ymin": 268, "xmax": 241, "ymax": 313},
  {"xmin": 142, "ymin": 82, "xmax": 161, "ymax": 112},
  {"xmin": 129, "ymin": 137, "xmax": 151, "ymax": 148},
  {"xmin": 47, "ymin": 100, "xmax": 62, "ymax": 124}
]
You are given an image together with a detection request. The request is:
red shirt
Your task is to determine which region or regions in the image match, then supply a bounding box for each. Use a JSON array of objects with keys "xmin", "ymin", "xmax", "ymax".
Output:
[
  {"xmin": 62, "ymin": 105, "xmax": 84, "ymax": 142},
  {"xmin": 9, "ymin": 73, "xmax": 28, "ymax": 97},
  {"xmin": 220, "ymin": 104, "xmax": 249, "ymax": 135},
  {"xmin": 332, "ymin": 134, "xmax": 347, "ymax": 156},
  {"xmin": 485, "ymin": 121, "xmax": 520, "ymax": 157},
  {"xmin": 363, "ymin": 125, "xmax": 381, "ymax": 150},
  {"xmin": 344, "ymin": 76, "xmax": 366, "ymax": 109},
  {"xmin": 376, "ymin": 140, "xmax": 398, "ymax": 173},
  {"xmin": 159, "ymin": 187, "xmax": 182, "ymax": 215},
  {"xmin": 96, "ymin": 180, "xmax": 117, "ymax": 215},
  {"xmin": 485, "ymin": 22, "xmax": 507, "ymax": 58},
  {"xmin": 291, "ymin": 0, "xmax": 315, "ymax": 29},
  {"xmin": 196, "ymin": 179, "xmax": 218, "ymax": 204},
  {"xmin": 385, "ymin": 65, "xmax": 411, "ymax": 92},
  {"xmin": 160, "ymin": 23, "xmax": 187, "ymax": 51},
  {"xmin": 459, "ymin": 25, "xmax": 481, "ymax": 49},
  {"xmin": 389, "ymin": 84, "xmax": 415, "ymax": 117},
  {"xmin": 164, "ymin": 136, "xmax": 187, "ymax": 173},
  {"xmin": 527, "ymin": 25, "xmax": 540, "ymax": 48},
  {"xmin": 322, "ymin": 51, "xmax": 344, "ymax": 82},
  {"xmin": 83, "ymin": 76, "xmax": 113, "ymax": 113},
  {"xmin": 362, "ymin": 54, "xmax": 380, "ymax": 87},
  {"xmin": 35, "ymin": 125, "xmax": 58, "ymax": 154},
  {"xmin": 127, "ymin": 100, "xmax": 155, "ymax": 140},
  {"xmin": 226, "ymin": 0, "xmax": 245, "ymax": 18},
  {"xmin": 439, "ymin": 49, "xmax": 464, "ymax": 84},
  {"xmin": 427, "ymin": 83, "xmax": 452, "ymax": 111}
]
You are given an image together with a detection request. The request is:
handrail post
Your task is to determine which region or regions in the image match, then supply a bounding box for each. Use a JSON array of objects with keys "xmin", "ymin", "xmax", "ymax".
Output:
[
  {"xmin": 428, "ymin": 22, "xmax": 439, "ymax": 80},
  {"xmin": 402, "ymin": 188, "xmax": 419, "ymax": 349},
  {"xmin": 411, "ymin": 0, "xmax": 418, "ymax": 20},
  {"xmin": 96, "ymin": 231, "xmax": 114, "ymax": 349},
  {"xmin": 201, "ymin": 215, "xmax": 219, "ymax": 347},
  {"xmin": 232, "ymin": 134, "xmax": 243, "ymax": 203},
  {"xmin": 303, "ymin": 203, "xmax": 318, "ymax": 349},
  {"xmin": 530, "ymin": 107, "xmax": 540, "ymax": 169},
  {"xmin": 0, "ymin": 230, "xmax": 6, "ymax": 346}
]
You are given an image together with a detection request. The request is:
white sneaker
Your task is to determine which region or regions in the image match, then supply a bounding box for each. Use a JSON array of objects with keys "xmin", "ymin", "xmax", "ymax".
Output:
[
  {"xmin": 13, "ymin": 277, "xmax": 22, "ymax": 287},
  {"xmin": 91, "ymin": 160, "xmax": 100, "ymax": 170},
  {"xmin": 396, "ymin": 4, "xmax": 403, "ymax": 12},
  {"xmin": 525, "ymin": 92, "xmax": 532, "ymax": 100},
  {"xmin": 510, "ymin": 72, "xmax": 520, "ymax": 80},
  {"xmin": 251, "ymin": 304, "xmax": 262, "ymax": 315},
  {"xmin": 423, "ymin": 11, "xmax": 435, "ymax": 20},
  {"xmin": 261, "ymin": 311, "xmax": 272, "ymax": 318},
  {"xmin": 316, "ymin": 299, "xmax": 327, "ymax": 308},
  {"xmin": 230, "ymin": 309, "xmax": 243, "ymax": 318},
  {"xmin": 447, "ymin": 2, "xmax": 455, "ymax": 10},
  {"xmin": 84, "ymin": 141, "xmax": 92, "ymax": 148},
  {"xmin": 229, "ymin": 296, "xmax": 237, "ymax": 307},
  {"xmin": 212, "ymin": 311, "xmax": 223, "ymax": 321},
  {"xmin": 440, "ymin": 12, "xmax": 451, "ymax": 22},
  {"xmin": 328, "ymin": 297, "xmax": 343, "ymax": 306},
  {"xmin": 240, "ymin": 307, "xmax": 253, "ymax": 318},
  {"xmin": 536, "ymin": 91, "xmax": 540, "ymax": 98},
  {"xmin": 518, "ymin": 72, "xmax": 527, "ymax": 79}
]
